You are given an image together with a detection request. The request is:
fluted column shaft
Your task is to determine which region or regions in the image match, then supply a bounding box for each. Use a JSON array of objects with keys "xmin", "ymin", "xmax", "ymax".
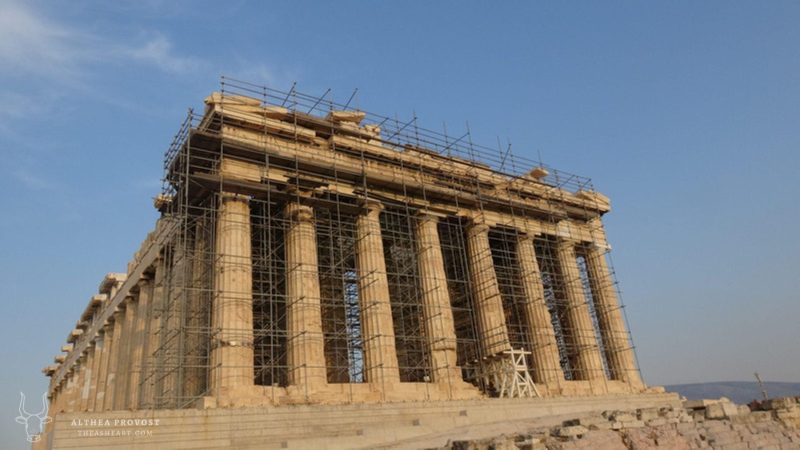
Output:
[
  {"xmin": 62, "ymin": 373, "xmax": 71, "ymax": 412},
  {"xmin": 465, "ymin": 219, "xmax": 510, "ymax": 356},
  {"xmin": 94, "ymin": 324, "xmax": 113, "ymax": 410},
  {"xmin": 79, "ymin": 349, "xmax": 93, "ymax": 411},
  {"xmin": 355, "ymin": 200, "xmax": 400, "ymax": 385},
  {"xmin": 128, "ymin": 279, "xmax": 152, "ymax": 409},
  {"xmin": 284, "ymin": 202, "xmax": 327, "ymax": 389},
  {"xmin": 86, "ymin": 335, "xmax": 104, "ymax": 411},
  {"xmin": 211, "ymin": 193, "xmax": 255, "ymax": 393},
  {"xmin": 517, "ymin": 235, "xmax": 565, "ymax": 386},
  {"xmin": 184, "ymin": 219, "xmax": 208, "ymax": 399},
  {"xmin": 141, "ymin": 259, "xmax": 164, "ymax": 407},
  {"xmin": 114, "ymin": 296, "xmax": 137, "ymax": 409},
  {"xmin": 52, "ymin": 383, "xmax": 64, "ymax": 414},
  {"xmin": 584, "ymin": 244, "xmax": 643, "ymax": 388},
  {"xmin": 555, "ymin": 240, "xmax": 605, "ymax": 381},
  {"xmin": 415, "ymin": 213, "xmax": 461, "ymax": 383},
  {"xmin": 68, "ymin": 365, "xmax": 82, "ymax": 412},
  {"xmin": 103, "ymin": 309, "xmax": 124, "ymax": 410}
]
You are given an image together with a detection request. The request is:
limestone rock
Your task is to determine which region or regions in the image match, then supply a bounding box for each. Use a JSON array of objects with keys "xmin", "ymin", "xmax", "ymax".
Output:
[
  {"xmin": 705, "ymin": 400, "xmax": 740, "ymax": 420},
  {"xmin": 555, "ymin": 425, "xmax": 589, "ymax": 438}
]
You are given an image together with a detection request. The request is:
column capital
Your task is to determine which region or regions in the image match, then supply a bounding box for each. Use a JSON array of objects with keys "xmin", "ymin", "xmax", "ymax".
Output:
[
  {"xmin": 517, "ymin": 232, "xmax": 541, "ymax": 244},
  {"xmin": 219, "ymin": 191, "xmax": 250, "ymax": 204},
  {"xmin": 359, "ymin": 198, "xmax": 384, "ymax": 216},
  {"xmin": 285, "ymin": 185, "xmax": 314, "ymax": 198},
  {"xmin": 283, "ymin": 201, "xmax": 314, "ymax": 223},
  {"xmin": 135, "ymin": 275, "xmax": 152, "ymax": 289},
  {"xmin": 557, "ymin": 236, "xmax": 580, "ymax": 248},
  {"xmin": 415, "ymin": 210, "xmax": 440, "ymax": 225},
  {"xmin": 467, "ymin": 221, "xmax": 490, "ymax": 234},
  {"xmin": 465, "ymin": 216, "xmax": 490, "ymax": 235}
]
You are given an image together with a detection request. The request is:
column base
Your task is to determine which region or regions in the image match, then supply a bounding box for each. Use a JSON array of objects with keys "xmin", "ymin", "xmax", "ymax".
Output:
[
  {"xmin": 197, "ymin": 381, "xmax": 485, "ymax": 408},
  {"xmin": 195, "ymin": 380, "xmax": 654, "ymax": 408}
]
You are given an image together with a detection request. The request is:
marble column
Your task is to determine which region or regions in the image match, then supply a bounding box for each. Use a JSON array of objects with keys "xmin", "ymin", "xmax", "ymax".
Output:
[
  {"xmin": 355, "ymin": 199, "xmax": 400, "ymax": 385},
  {"xmin": 210, "ymin": 193, "xmax": 255, "ymax": 394},
  {"xmin": 86, "ymin": 335, "xmax": 104, "ymax": 411},
  {"xmin": 114, "ymin": 296, "xmax": 137, "ymax": 409},
  {"xmin": 465, "ymin": 218, "xmax": 511, "ymax": 356},
  {"xmin": 184, "ymin": 219, "xmax": 208, "ymax": 399},
  {"xmin": 94, "ymin": 323, "xmax": 113, "ymax": 411},
  {"xmin": 555, "ymin": 239, "xmax": 605, "ymax": 381},
  {"xmin": 584, "ymin": 244, "xmax": 643, "ymax": 388},
  {"xmin": 141, "ymin": 261, "xmax": 163, "ymax": 408},
  {"xmin": 104, "ymin": 308, "xmax": 124, "ymax": 410},
  {"xmin": 128, "ymin": 278, "xmax": 152, "ymax": 409},
  {"xmin": 415, "ymin": 212, "xmax": 461, "ymax": 384},
  {"xmin": 78, "ymin": 349, "xmax": 93, "ymax": 411},
  {"xmin": 52, "ymin": 383, "xmax": 65, "ymax": 414},
  {"xmin": 284, "ymin": 201, "xmax": 327, "ymax": 390},
  {"xmin": 517, "ymin": 234, "xmax": 565, "ymax": 386},
  {"xmin": 65, "ymin": 368, "xmax": 79, "ymax": 412}
]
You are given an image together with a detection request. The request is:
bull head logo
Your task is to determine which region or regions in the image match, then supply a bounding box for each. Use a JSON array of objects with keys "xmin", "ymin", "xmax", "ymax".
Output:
[{"xmin": 15, "ymin": 392, "xmax": 51, "ymax": 443}]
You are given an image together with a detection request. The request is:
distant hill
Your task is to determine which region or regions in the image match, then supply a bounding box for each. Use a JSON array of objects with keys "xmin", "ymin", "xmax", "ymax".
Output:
[{"xmin": 665, "ymin": 381, "xmax": 800, "ymax": 404}]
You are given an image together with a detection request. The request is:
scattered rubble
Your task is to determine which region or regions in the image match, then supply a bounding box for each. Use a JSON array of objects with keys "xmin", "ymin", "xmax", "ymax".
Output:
[{"xmin": 433, "ymin": 396, "xmax": 800, "ymax": 449}]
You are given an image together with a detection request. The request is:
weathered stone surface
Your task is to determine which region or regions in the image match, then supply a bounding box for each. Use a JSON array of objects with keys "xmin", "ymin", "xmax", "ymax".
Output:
[
  {"xmin": 646, "ymin": 417, "xmax": 667, "ymax": 427},
  {"xmin": 638, "ymin": 407, "xmax": 659, "ymax": 421},
  {"xmin": 555, "ymin": 425, "xmax": 589, "ymax": 437},
  {"xmin": 42, "ymin": 396, "xmax": 800, "ymax": 450},
  {"xmin": 610, "ymin": 412, "xmax": 637, "ymax": 423},
  {"xmin": 763, "ymin": 397, "xmax": 797, "ymax": 410},
  {"xmin": 706, "ymin": 400, "xmax": 740, "ymax": 420},
  {"xmin": 624, "ymin": 420, "xmax": 646, "ymax": 429}
]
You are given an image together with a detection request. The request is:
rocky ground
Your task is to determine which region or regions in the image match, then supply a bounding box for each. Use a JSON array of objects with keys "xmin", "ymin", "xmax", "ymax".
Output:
[{"xmin": 431, "ymin": 396, "xmax": 800, "ymax": 449}]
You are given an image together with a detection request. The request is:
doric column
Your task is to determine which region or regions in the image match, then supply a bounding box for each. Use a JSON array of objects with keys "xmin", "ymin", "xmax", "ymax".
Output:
[
  {"xmin": 517, "ymin": 234, "xmax": 565, "ymax": 386},
  {"xmin": 415, "ymin": 212, "xmax": 461, "ymax": 384},
  {"xmin": 94, "ymin": 323, "xmax": 113, "ymax": 410},
  {"xmin": 584, "ymin": 244, "xmax": 643, "ymax": 388},
  {"xmin": 210, "ymin": 192, "xmax": 255, "ymax": 393},
  {"xmin": 465, "ymin": 217, "xmax": 510, "ymax": 356},
  {"xmin": 52, "ymin": 383, "xmax": 64, "ymax": 414},
  {"xmin": 114, "ymin": 296, "xmax": 137, "ymax": 409},
  {"xmin": 184, "ymin": 219, "xmax": 208, "ymax": 399},
  {"xmin": 103, "ymin": 307, "xmax": 124, "ymax": 410},
  {"xmin": 141, "ymin": 260, "xmax": 164, "ymax": 408},
  {"xmin": 555, "ymin": 239, "xmax": 605, "ymax": 381},
  {"xmin": 86, "ymin": 334, "xmax": 104, "ymax": 411},
  {"xmin": 284, "ymin": 201, "xmax": 327, "ymax": 390},
  {"xmin": 65, "ymin": 368, "xmax": 79, "ymax": 412},
  {"xmin": 60, "ymin": 377, "xmax": 69, "ymax": 413},
  {"xmin": 355, "ymin": 199, "xmax": 400, "ymax": 385},
  {"xmin": 78, "ymin": 348, "xmax": 93, "ymax": 411},
  {"xmin": 128, "ymin": 278, "xmax": 152, "ymax": 409}
]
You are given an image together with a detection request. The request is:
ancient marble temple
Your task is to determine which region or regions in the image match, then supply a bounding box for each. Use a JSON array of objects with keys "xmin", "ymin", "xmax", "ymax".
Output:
[{"xmin": 43, "ymin": 81, "xmax": 648, "ymax": 419}]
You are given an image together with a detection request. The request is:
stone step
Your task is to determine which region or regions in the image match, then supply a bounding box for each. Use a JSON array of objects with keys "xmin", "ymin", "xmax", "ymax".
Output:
[{"xmin": 50, "ymin": 393, "xmax": 682, "ymax": 449}]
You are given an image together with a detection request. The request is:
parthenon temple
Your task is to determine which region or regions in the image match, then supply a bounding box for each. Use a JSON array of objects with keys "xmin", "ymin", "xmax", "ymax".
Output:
[{"xmin": 42, "ymin": 79, "xmax": 654, "ymax": 427}]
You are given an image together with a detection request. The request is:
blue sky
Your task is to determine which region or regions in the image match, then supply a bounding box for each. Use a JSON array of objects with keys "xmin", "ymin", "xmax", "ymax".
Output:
[{"xmin": 1, "ymin": 0, "xmax": 799, "ymax": 446}]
